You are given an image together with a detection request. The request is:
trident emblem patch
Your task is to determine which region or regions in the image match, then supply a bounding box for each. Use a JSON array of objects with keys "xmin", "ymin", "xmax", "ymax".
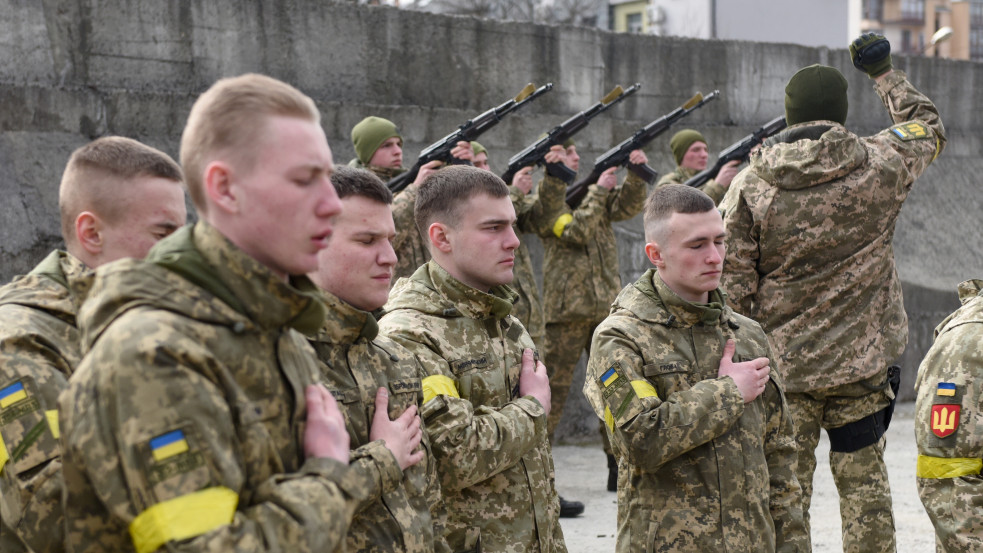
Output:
[{"xmin": 931, "ymin": 404, "xmax": 960, "ymax": 438}]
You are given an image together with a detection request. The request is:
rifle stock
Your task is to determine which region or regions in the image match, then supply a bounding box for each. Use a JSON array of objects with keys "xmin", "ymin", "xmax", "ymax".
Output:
[
  {"xmin": 387, "ymin": 82, "xmax": 553, "ymax": 193},
  {"xmin": 565, "ymin": 90, "xmax": 720, "ymax": 208},
  {"xmin": 500, "ymin": 83, "xmax": 641, "ymax": 184},
  {"xmin": 683, "ymin": 115, "xmax": 787, "ymax": 188}
]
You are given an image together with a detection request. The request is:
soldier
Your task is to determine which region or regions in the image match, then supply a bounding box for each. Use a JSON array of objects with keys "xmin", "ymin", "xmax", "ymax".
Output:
[
  {"xmin": 349, "ymin": 116, "xmax": 473, "ymax": 281},
  {"xmin": 306, "ymin": 166, "xmax": 449, "ymax": 553},
  {"xmin": 0, "ymin": 136, "xmax": 186, "ymax": 553},
  {"xmin": 349, "ymin": 116, "xmax": 406, "ymax": 182},
  {"xmin": 59, "ymin": 74, "xmax": 410, "ymax": 552},
  {"xmin": 720, "ymin": 33, "xmax": 946, "ymax": 552},
  {"xmin": 469, "ymin": 141, "xmax": 549, "ymax": 352},
  {"xmin": 378, "ymin": 165, "xmax": 567, "ymax": 552},
  {"xmin": 655, "ymin": 129, "xmax": 740, "ymax": 204},
  {"xmin": 914, "ymin": 278, "xmax": 983, "ymax": 552},
  {"xmin": 583, "ymin": 184, "xmax": 806, "ymax": 553},
  {"xmin": 535, "ymin": 139, "xmax": 650, "ymax": 491}
]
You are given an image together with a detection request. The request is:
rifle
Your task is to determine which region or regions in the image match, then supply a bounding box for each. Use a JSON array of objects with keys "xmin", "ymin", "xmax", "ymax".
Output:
[
  {"xmin": 500, "ymin": 83, "xmax": 641, "ymax": 185},
  {"xmin": 566, "ymin": 90, "xmax": 720, "ymax": 208},
  {"xmin": 387, "ymin": 82, "xmax": 554, "ymax": 193},
  {"xmin": 683, "ymin": 115, "xmax": 787, "ymax": 188}
]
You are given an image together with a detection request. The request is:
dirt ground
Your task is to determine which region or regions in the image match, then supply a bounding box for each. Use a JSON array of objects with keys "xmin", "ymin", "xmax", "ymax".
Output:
[{"xmin": 553, "ymin": 401, "xmax": 936, "ymax": 552}]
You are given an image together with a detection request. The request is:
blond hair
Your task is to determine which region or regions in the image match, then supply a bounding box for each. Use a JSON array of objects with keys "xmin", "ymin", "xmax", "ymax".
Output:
[
  {"xmin": 59, "ymin": 136, "xmax": 183, "ymax": 245},
  {"xmin": 179, "ymin": 73, "xmax": 320, "ymax": 212}
]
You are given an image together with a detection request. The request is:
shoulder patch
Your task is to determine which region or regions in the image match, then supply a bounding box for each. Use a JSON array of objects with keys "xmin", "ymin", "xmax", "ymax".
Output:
[
  {"xmin": 890, "ymin": 122, "xmax": 930, "ymax": 141},
  {"xmin": 0, "ymin": 377, "xmax": 58, "ymax": 475},
  {"xmin": 145, "ymin": 427, "xmax": 205, "ymax": 485}
]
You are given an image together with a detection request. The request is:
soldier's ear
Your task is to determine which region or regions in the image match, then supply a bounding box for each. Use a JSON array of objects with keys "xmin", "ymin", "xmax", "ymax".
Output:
[
  {"xmin": 203, "ymin": 161, "xmax": 238, "ymax": 214},
  {"xmin": 644, "ymin": 242, "xmax": 664, "ymax": 268},
  {"xmin": 428, "ymin": 222, "xmax": 453, "ymax": 254},
  {"xmin": 75, "ymin": 211, "xmax": 103, "ymax": 256}
]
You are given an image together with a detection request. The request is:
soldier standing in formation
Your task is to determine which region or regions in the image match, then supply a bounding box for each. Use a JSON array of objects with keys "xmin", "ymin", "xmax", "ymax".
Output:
[
  {"xmin": 0, "ymin": 137, "xmax": 187, "ymax": 553},
  {"xmin": 720, "ymin": 34, "xmax": 946, "ymax": 551},
  {"xmin": 379, "ymin": 165, "xmax": 566, "ymax": 552},
  {"xmin": 306, "ymin": 166, "xmax": 450, "ymax": 553},
  {"xmin": 535, "ymin": 140, "xmax": 650, "ymax": 490},
  {"xmin": 655, "ymin": 129, "xmax": 739, "ymax": 204},
  {"xmin": 57, "ymin": 74, "xmax": 382, "ymax": 552},
  {"xmin": 914, "ymin": 278, "xmax": 983, "ymax": 553},
  {"xmin": 584, "ymin": 184, "xmax": 806, "ymax": 552}
]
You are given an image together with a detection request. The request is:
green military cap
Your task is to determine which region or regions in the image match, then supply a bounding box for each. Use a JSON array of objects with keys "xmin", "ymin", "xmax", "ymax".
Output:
[
  {"xmin": 470, "ymin": 141, "xmax": 487, "ymax": 156},
  {"xmin": 351, "ymin": 116, "xmax": 401, "ymax": 165},
  {"xmin": 785, "ymin": 64, "xmax": 849, "ymax": 126},
  {"xmin": 669, "ymin": 129, "xmax": 707, "ymax": 166}
]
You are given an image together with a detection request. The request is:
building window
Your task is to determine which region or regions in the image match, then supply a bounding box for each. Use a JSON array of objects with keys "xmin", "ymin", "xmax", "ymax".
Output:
[
  {"xmin": 626, "ymin": 12, "xmax": 643, "ymax": 33},
  {"xmin": 900, "ymin": 0, "xmax": 924, "ymax": 21},
  {"xmin": 972, "ymin": 0, "xmax": 983, "ymax": 24},
  {"xmin": 863, "ymin": 0, "xmax": 883, "ymax": 20},
  {"xmin": 901, "ymin": 29, "xmax": 912, "ymax": 52},
  {"xmin": 972, "ymin": 27, "xmax": 983, "ymax": 60}
]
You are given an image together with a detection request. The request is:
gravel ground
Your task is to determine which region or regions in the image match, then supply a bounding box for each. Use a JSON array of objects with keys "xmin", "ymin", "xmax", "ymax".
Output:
[{"xmin": 553, "ymin": 401, "xmax": 936, "ymax": 552}]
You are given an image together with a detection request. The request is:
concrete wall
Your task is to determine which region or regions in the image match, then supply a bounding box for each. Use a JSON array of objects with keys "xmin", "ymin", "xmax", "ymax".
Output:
[{"xmin": 2, "ymin": 0, "xmax": 981, "ymax": 441}]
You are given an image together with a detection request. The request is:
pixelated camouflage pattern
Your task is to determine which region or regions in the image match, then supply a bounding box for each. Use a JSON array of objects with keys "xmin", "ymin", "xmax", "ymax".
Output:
[
  {"xmin": 915, "ymin": 279, "xmax": 983, "ymax": 552},
  {"xmin": 537, "ymin": 172, "xmax": 646, "ymax": 324},
  {"xmin": 785, "ymin": 385, "xmax": 895, "ymax": 552},
  {"xmin": 309, "ymin": 290, "xmax": 450, "ymax": 553},
  {"xmin": 59, "ymin": 222, "xmax": 403, "ymax": 553},
  {"xmin": 379, "ymin": 261, "xmax": 567, "ymax": 553},
  {"xmin": 509, "ymin": 176, "xmax": 569, "ymax": 353},
  {"xmin": 656, "ymin": 166, "xmax": 726, "ymax": 204},
  {"xmin": 0, "ymin": 250, "xmax": 91, "ymax": 553},
  {"xmin": 720, "ymin": 70, "xmax": 947, "ymax": 393},
  {"xmin": 584, "ymin": 270, "xmax": 806, "ymax": 553},
  {"xmin": 542, "ymin": 320, "xmax": 594, "ymax": 438},
  {"xmin": 391, "ymin": 183, "xmax": 431, "ymax": 282}
]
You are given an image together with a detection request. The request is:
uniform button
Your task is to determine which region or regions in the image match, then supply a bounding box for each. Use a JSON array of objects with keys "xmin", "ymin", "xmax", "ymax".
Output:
[{"xmin": 232, "ymin": 322, "xmax": 246, "ymax": 334}]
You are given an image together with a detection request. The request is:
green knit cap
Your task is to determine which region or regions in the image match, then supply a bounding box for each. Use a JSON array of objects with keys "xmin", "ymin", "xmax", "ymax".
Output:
[
  {"xmin": 669, "ymin": 129, "xmax": 707, "ymax": 166},
  {"xmin": 351, "ymin": 116, "xmax": 401, "ymax": 165},
  {"xmin": 785, "ymin": 64, "xmax": 849, "ymax": 126},
  {"xmin": 470, "ymin": 141, "xmax": 487, "ymax": 156}
]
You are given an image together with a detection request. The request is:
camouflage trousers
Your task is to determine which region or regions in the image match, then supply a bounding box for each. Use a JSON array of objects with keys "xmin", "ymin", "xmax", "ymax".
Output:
[
  {"xmin": 543, "ymin": 320, "xmax": 610, "ymax": 453},
  {"xmin": 786, "ymin": 372, "xmax": 896, "ymax": 553},
  {"xmin": 918, "ymin": 475, "xmax": 983, "ymax": 553}
]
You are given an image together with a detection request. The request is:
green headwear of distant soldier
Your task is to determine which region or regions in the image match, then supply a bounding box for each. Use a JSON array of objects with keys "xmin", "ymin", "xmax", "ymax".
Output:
[
  {"xmin": 351, "ymin": 116, "xmax": 402, "ymax": 165},
  {"xmin": 784, "ymin": 64, "xmax": 849, "ymax": 126},
  {"xmin": 669, "ymin": 130, "xmax": 707, "ymax": 166},
  {"xmin": 470, "ymin": 141, "xmax": 487, "ymax": 157}
]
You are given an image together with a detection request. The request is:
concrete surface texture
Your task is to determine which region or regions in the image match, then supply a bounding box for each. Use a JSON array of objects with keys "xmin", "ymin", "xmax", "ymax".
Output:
[
  {"xmin": 554, "ymin": 402, "xmax": 936, "ymax": 552},
  {"xmin": 2, "ymin": 1, "xmax": 981, "ymax": 438}
]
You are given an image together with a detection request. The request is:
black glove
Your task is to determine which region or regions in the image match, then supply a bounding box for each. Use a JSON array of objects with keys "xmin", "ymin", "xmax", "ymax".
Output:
[{"xmin": 850, "ymin": 33, "xmax": 892, "ymax": 78}]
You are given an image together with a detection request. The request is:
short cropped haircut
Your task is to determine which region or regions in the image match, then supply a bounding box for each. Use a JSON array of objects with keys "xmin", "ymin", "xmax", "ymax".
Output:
[
  {"xmin": 643, "ymin": 184, "xmax": 716, "ymax": 243},
  {"xmin": 180, "ymin": 73, "xmax": 320, "ymax": 213},
  {"xmin": 59, "ymin": 136, "xmax": 183, "ymax": 244},
  {"xmin": 330, "ymin": 166, "xmax": 393, "ymax": 205},
  {"xmin": 414, "ymin": 165, "xmax": 509, "ymax": 237}
]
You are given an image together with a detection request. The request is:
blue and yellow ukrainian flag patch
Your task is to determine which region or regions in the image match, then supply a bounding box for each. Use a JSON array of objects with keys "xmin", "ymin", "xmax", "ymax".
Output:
[
  {"xmin": 150, "ymin": 430, "xmax": 190, "ymax": 462},
  {"xmin": 891, "ymin": 122, "xmax": 929, "ymax": 141},
  {"xmin": 601, "ymin": 367, "xmax": 620, "ymax": 387},
  {"xmin": 0, "ymin": 382, "xmax": 28, "ymax": 409},
  {"xmin": 936, "ymin": 382, "xmax": 957, "ymax": 397}
]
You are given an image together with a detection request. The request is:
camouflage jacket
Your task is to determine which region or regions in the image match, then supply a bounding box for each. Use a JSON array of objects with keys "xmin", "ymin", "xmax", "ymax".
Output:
[
  {"xmin": 720, "ymin": 70, "xmax": 947, "ymax": 392},
  {"xmin": 59, "ymin": 222, "xmax": 403, "ymax": 553},
  {"xmin": 656, "ymin": 166, "xmax": 726, "ymax": 204},
  {"xmin": 309, "ymin": 291, "xmax": 450, "ymax": 553},
  {"xmin": 914, "ymin": 279, "xmax": 983, "ymax": 553},
  {"xmin": 584, "ymin": 270, "xmax": 806, "ymax": 553},
  {"xmin": 378, "ymin": 261, "xmax": 566, "ymax": 553},
  {"xmin": 0, "ymin": 251, "xmax": 91, "ymax": 553},
  {"xmin": 391, "ymin": 183, "xmax": 431, "ymax": 282},
  {"xmin": 537, "ymin": 172, "xmax": 647, "ymax": 323},
  {"xmin": 508, "ymin": 174, "xmax": 568, "ymax": 351}
]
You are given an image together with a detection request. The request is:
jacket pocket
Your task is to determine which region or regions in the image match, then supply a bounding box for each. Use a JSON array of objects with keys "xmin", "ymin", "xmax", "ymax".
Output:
[{"xmin": 642, "ymin": 360, "xmax": 693, "ymax": 400}]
